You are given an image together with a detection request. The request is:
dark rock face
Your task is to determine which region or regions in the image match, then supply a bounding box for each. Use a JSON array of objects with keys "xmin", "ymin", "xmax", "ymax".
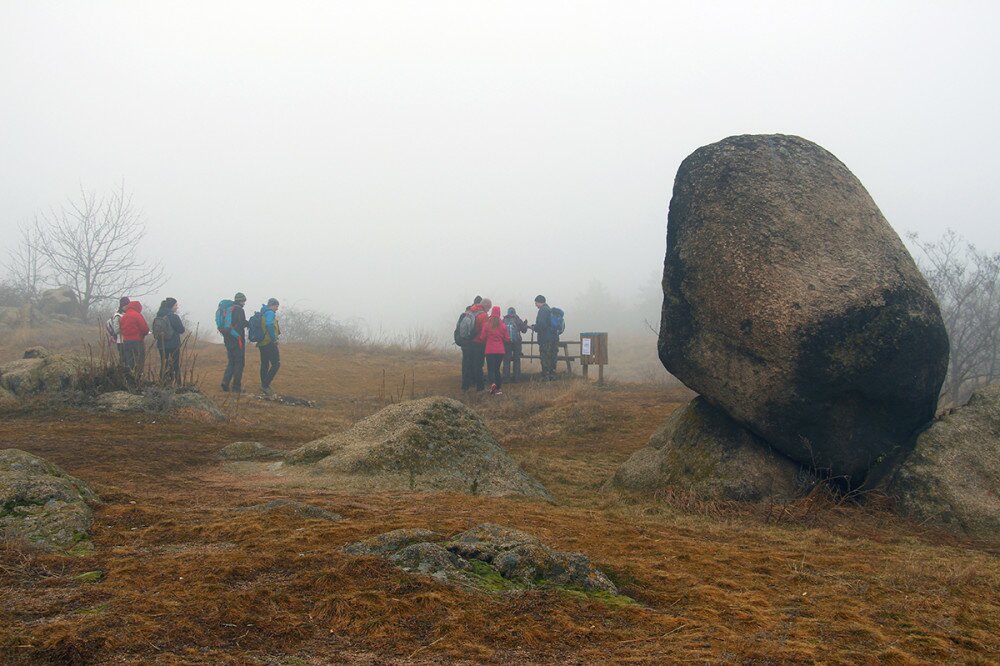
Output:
[
  {"xmin": 659, "ymin": 134, "xmax": 948, "ymax": 483},
  {"xmin": 607, "ymin": 397, "xmax": 809, "ymax": 501},
  {"xmin": 888, "ymin": 384, "xmax": 1000, "ymax": 539},
  {"xmin": 38, "ymin": 286, "xmax": 79, "ymax": 317}
]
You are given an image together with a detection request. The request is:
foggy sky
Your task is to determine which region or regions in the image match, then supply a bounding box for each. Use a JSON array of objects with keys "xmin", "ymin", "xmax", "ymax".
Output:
[{"xmin": 2, "ymin": 1, "xmax": 998, "ymax": 336}]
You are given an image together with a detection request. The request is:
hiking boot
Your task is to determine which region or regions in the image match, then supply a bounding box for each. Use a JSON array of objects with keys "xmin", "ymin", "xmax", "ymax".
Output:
[
  {"xmin": 261, "ymin": 386, "xmax": 272, "ymax": 396},
  {"xmin": 221, "ymin": 383, "xmax": 229, "ymax": 392}
]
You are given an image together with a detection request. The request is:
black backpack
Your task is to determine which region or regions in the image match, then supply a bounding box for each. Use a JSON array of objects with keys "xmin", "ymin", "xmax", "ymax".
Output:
[{"xmin": 453, "ymin": 310, "xmax": 478, "ymax": 345}]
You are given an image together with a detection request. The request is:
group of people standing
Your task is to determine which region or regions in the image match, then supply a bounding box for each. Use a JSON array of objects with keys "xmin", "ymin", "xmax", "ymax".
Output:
[
  {"xmin": 106, "ymin": 293, "xmax": 283, "ymax": 395},
  {"xmin": 455, "ymin": 294, "xmax": 563, "ymax": 394}
]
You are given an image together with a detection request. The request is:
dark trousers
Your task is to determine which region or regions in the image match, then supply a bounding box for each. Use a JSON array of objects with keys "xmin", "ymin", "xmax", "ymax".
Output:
[
  {"xmin": 123, "ymin": 340, "xmax": 145, "ymax": 382},
  {"xmin": 259, "ymin": 343, "xmax": 280, "ymax": 390},
  {"xmin": 222, "ymin": 336, "xmax": 246, "ymax": 391},
  {"xmin": 461, "ymin": 344, "xmax": 485, "ymax": 391},
  {"xmin": 116, "ymin": 343, "xmax": 126, "ymax": 365},
  {"xmin": 539, "ymin": 336, "xmax": 559, "ymax": 378},
  {"xmin": 158, "ymin": 346, "xmax": 181, "ymax": 386},
  {"xmin": 486, "ymin": 353, "xmax": 504, "ymax": 390},
  {"xmin": 502, "ymin": 341, "xmax": 522, "ymax": 382}
]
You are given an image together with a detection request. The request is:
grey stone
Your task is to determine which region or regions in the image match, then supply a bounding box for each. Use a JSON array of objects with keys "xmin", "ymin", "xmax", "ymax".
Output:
[
  {"xmin": 38, "ymin": 286, "xmax": 79, "ymax": 317},
  {"xmin": 607, "ymin": 397, "xmax": 808, "ymax": 501},
  {"xmin": 95, "ymin": 391, "xmax": 146, "ymax": 413},
  {"xmin": 343, "ymin": 528, "xmax": 445, "ymax": 556},
  {"xmin": 888, "ymin": 383, "xmax": 1000, "ymax": 539},
  {"xmin": 659, "ymin": 134, "xmax": 948, "ymax": 484},
  {"xmin": 390, "ymin": 542, "xmax": 470, "ymax": 580}
]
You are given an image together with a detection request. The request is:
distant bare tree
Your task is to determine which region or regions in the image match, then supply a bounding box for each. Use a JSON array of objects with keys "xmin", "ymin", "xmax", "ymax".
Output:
[
  {"xmin": 32, "ymin": 184, "xmax": 166, "ymax": 318},
  {"xmin": 6, "ymin": 223, "xmax": 47, "ymax": 302},
  {"xmin": 909, "ymin": 229, "xmax": 1000, "ymax": 406}
]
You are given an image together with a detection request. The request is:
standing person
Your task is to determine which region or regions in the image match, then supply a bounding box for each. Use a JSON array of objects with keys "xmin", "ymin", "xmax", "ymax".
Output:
[
  {"xmin": 153, "ymin": 298, "xmax": 185, "ymax": 386},
  {"xmin": 456, "ymin": 301, "xmax": 485, "ymax": 391},
  {"xmin": 256, "ymin": 298, "xmax": 281, "ymax": 395},
  {"xmin": 529, "ymin": 294, "xmax": 558, "ymax": 380},
  {"xmin": 119, "ymin": 300, "xmax": 149, "ymax": 382},
  {"xmin": 473, "ymin": 298, "xmax": 492, "ymax": 390},
  {"xmin": 106, "ymin": 296, "xmax": 130, "ymax": 365},
  {"xmin": 220, "ymin": 292, "xmax": 249, "ymax": 393},
  {"xmin": 476, "ymin": 305, "xmax": 511, "ymax": 395},
  {"xmin": 502, "ymin": 307, "xmax": 528, "ymax": 382}
]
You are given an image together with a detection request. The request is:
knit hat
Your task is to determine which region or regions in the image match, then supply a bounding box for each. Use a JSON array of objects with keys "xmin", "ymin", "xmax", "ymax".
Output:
[
  {"xmin": 473, "ymin": 295, "xmax": 482, "ymax": 304},
  {"xmin": 119, "ymin": 296, "xmax": 130, "ymax": 308},
  {"xmin": 267, "ymin": 298, "xmax": 279, "ymax": 307},
  {"xmin": 507, "ymin": 307, "xmax": 516, "ymax": 315},
  {"xmin": 234, "ymin": 292, "xmax": 246, "ymax": 303},
  {"xmin": 534, "ymin": 295, "xmax": 546, "ymax": 304},
  {"xmin": 162, "ymin": 297, "xmax": 177, "ymax": 309}
]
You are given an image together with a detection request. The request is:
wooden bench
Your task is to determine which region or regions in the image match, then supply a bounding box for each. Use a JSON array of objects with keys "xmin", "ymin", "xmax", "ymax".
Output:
[{"xmin": 520, "ymin": 339, "xmax": 581, "ymax": 374}]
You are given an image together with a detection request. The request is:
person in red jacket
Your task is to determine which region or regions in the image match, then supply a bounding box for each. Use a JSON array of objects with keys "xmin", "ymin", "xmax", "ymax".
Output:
[
  {"xmin": 476, "ymin": 305, "xmax": 511, "ymax": 395},
  {"xmin": 119, "ymin": 300, "xmax": 150, "ymax": 381}
]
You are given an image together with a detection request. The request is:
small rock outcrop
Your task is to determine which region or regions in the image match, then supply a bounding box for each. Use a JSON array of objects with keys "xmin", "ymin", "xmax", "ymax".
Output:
[
  {"xmin": 1, "ymin": 449, "xmax": 97, "ymax": 551},
  {"xmin": 888, "ymin": 384, "xmax": 1000, "ymax": 540},
  {"xmin": 0, "ymin": 353, "xmax": 88, "ymax": 397},
  {"xmin": 218, "ymin": 441, "xmax": 284, "ymax": 462},
  {"xmin": 283, "ymin": 397, "xmax": 551, "ymax": 499},
  {"xmin": 608, "ymin": 397, "xmax": 808, "ymax": 501},
  {"xmin": 96, "ymin": 388, "xmax": 223, "ymax": 420},
  {"xmin": 659, "ymin": 134, "xmax": 948, "ymax": 483},
  {"xmin": 38, "ymin": 286, "xmax": 80, "ymax": 317},
  {"xmin": 344, "ymin": 523, "xmax": 618, "ymax": 595}
]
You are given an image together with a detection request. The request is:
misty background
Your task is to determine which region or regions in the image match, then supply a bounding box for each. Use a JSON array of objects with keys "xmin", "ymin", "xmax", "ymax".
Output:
[{"xmin": 3, "ymin": 1, "xmax": 998, "ymax": 354}]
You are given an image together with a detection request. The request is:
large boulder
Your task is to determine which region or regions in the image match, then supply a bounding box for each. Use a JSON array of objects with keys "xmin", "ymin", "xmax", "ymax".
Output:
[
  {"xmin": 888, "ymin": 384, "xmax": 1000, "ymax": 540},
  {"xmin": 284, "ymin": 397, "xmax": 551, "ymax": 499},
  {"xmin": 659, "ymin": 134, "xmax": 949, "ymax": 483},
  {"xmin": 38, "ymin": 286, "xmax": 80, "ymax": 317},
  {"xmin": 0, "ymin": 449, "xmax": 97, "ymax": 551},
  {"xmin": 0, "ymin": 354, "xmax": 88, "ymax": 397},
  {"xmin": 607, "ymin": 397, "xmax": 808, "ymax": 501}
]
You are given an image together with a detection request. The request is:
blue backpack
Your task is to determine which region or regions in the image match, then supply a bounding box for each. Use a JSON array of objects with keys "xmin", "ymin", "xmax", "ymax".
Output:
[
  {"xmin": 215, "ymin": 299, "xmax": 237, "ymax": 338},
  {"xmin": 247, "ymin": 310, "xmax": 266, "ymax": 343},
  {"xmin": 549, "ymin": 307, "xmax": 566, "ymax": 336},
  {"xmin": 505, "ymin": 318, "xmax": 522, "ymax": 343}
]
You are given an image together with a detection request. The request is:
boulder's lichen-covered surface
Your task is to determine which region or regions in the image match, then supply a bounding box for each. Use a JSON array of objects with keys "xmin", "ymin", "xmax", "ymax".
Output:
[
  {"xmin": 284, "ymin": 397, "xmax": 551, "ymax": 499},
  {"xmin": 608, "ymin": 397, "xmax": 808, "ymax": 501},
  {"xmin": 0, "ymin": 449, "xmax": 97, "ymax": 551},
  {"xmin": 660, "ymin": 134, "xmax": 948, "ymax": 483},
  {"xmin": 889, "ymin": 384, "xmax": 1000, "ymax": 540},
  {"xmin": 344, "ymin": 523, "xmax": 619, "ymax": 596},
  {"xmin": 0, "ymin": 354, "xmax": 89, "ymax": 397}
]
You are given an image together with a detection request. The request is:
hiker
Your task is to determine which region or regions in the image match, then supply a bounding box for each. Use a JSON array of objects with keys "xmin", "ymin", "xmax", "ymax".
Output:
[
  {"xmin": 119, "ymin": 300, "xmax": 149, "ymax": 381},
  {"xmin": 219, "ymin": 292, "xmax": 249, "ymax": 393},
  {"xmin": 253, "ymin": 298, "xmax": 281, "ymax": 395},
  {"xmin": 502, "ymin": 307, "xmax": 528, "ymax": 382},
  {"xmin": 476, "ymin": 305, "xmax": 511, "ymax": 395},
  {"xmin": 153, "ymin": 297, "xmax": 185, "ymax": 386},
  {"xmin": 529, "ymin": 294, "xmax": 558, "ymax": 380},
  {"xmin": 105, "ymin": 296, "xmax": 130, "ymax": 365},
  {"xmin": 456, "ymin": 301, "xmax": 486, "ymax": 391}
]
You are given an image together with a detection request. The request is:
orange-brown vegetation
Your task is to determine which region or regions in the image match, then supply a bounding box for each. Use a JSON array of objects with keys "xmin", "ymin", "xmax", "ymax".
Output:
[{"xmin": 1, "ymin": 336, "xmax": 998, "ymax": 664}]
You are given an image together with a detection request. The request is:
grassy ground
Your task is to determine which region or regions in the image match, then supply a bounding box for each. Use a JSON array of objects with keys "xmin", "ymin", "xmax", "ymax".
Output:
[{"xmin": 1, "ymin": 334, "xmax": 998, "ymax": 664}]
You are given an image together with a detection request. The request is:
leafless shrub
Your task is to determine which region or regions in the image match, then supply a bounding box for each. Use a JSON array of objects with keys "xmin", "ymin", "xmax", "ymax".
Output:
[{"xmin": 909, "ymin": 229, "xmax": 1000, "ymax": 406}]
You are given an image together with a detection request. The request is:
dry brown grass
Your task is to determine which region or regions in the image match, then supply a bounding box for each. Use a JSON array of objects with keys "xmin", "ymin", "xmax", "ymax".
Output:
[{"xmin": 1, "ymin": 338, "xmax": 998, "ymax": 665}]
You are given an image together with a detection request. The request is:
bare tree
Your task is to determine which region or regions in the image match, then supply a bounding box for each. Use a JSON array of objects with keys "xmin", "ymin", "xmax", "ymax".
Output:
[
  {"xmin": 909, "ymin": 229, "xmax": 1000, "ymax": 406},
  {"xmin": 6, "ymin": 223, "xmax": 47, "ymax": 302},
  {"xmin": 32, "ymin": 184, "xmax": 166, "ymax": 318}
]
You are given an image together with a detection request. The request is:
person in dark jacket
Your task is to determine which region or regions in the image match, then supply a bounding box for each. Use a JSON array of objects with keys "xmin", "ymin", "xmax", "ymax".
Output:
[
  {"xmin": 529, "ymin": 294, "xmax": 557, "ymax": 380},
  {"xmin": 221, "ymin": 292, "xmax": 249, "ymax": 393},
  {"xmin": 460, "ymin": 302, "xmax": 486, "ymax": 391},
  {"xmin": 119, "ymin": 300, "xmax": 149, "ymax": 382},
  {"xmin": 257, "ymin": 298, "xmax": 281, "ymax": 395},
  {"xmin": 502, "ymin": 307, "xmax": 528, "ymax": 382},
  {"xmin": 155, "ymin": 297, "xmax": 185, "ymax": 386}
]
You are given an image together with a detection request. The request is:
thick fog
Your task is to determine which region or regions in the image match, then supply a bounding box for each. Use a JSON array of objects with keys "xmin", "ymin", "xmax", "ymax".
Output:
[{"xmin": 2, "ymin": 1, "xmax": 998, "ymax": 338}]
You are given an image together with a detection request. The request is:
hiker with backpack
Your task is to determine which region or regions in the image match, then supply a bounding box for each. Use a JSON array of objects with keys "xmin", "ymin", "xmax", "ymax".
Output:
[
  {"xmin": 218, "ymin": 292, "xmax": 249, "ymax": 393},
  {"xmin": 250, "ymin": 298, "xmax": 281, "ymax": 395},
  {"xmin": 454, "ymin": 298, "xmax": 490, "ymax": 391},
  {"xmin": 502, "ymin": 307, "xmax": 528, "ymax": 382},
  {"xmin": 153, "ymin": 297, "xmax": 185, "ymax": 386},
  {"xmin": 529, "ymin": 294, "xmax": 564, "ymax": 381},
  {"xmin": 119, "ymin": 300, "xmax": 149, "ymax": 381},
  {"xmin": 105, "ymin": 296, "xmax": 131, "ymax": 365},
  {"xmin": 476, "ymin": 305, "xmax": 511, "ymax": 395}
]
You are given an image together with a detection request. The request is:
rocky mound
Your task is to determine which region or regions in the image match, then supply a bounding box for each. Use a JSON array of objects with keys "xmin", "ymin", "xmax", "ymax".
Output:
[
  {"xmin": 344, "ymin": 523, "xmax": 618, "ymax": 595},
  {"xmin": 283, "ymin": 397, "xmax": 551, "ymax": 499},
  {"xmin": 1, "ymin": 449, "xmax": 97, "ymax": 551},
  {"xmin": 218, "ymin": 441, "xmax": 284, "ymax": 461},
  {"xmin": 0, "ymin": 350, "xmax": 89, "ymax": 397},
  {"xmin": 888, "ymin": 384, "xmax": 1000, "ymax": 540},
  {"xmin": 659, "ymin": 134, "xmax": 948, "ymax": 484},
  {"xmin": 608, "ymin": 397, "xmax": 809, "ymax": 501}
]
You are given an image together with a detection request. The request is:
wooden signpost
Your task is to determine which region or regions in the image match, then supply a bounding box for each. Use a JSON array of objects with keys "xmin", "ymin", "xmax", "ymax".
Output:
[{"xmin": 580, "ymin": 332, "xmax": 608, "ymax": 384}]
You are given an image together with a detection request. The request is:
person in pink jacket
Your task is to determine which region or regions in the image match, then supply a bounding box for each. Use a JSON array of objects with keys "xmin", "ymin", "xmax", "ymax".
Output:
[{"xmin": 476, "ymin": 305, "xmax": 511, "ymax": 395}]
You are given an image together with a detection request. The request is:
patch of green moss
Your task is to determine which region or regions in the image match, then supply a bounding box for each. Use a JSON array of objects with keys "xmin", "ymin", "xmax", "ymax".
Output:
[
  {"xmin": 66, "ymin": 536, "xmax": 95, "ymax": 557},
  {"xmin": 74, "ymin": 570, "xmax": 103, "ymax": 583},
  {"xmin": 465, "ymin": 560, "xmax": 523, "ymax": 591}
]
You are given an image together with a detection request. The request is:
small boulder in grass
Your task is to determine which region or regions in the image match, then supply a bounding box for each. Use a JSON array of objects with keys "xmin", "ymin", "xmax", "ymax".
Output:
[{"xmin": 218, "ymin": 441, "xmax": 285, "ymax": 462}]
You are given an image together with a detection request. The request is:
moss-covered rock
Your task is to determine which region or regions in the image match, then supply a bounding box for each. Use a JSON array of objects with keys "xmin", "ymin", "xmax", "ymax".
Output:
[
  {"xmin": 0, "ymin": 449, "xmax": 97, "ymax": 551},
  {"xmin": 218, "ymin": 441, "xmax": 284, "ymax": 462},
  {"xmin": 0, "ymin": 354, "xmax": 89, "ymax": 397},
  {"xmin": 607, "ymin": 397, "xmax": 808, "ymax": 501},
  {"xmin": 888, "ymin": 384, "xmax": 1000, "ymax": 539}
]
